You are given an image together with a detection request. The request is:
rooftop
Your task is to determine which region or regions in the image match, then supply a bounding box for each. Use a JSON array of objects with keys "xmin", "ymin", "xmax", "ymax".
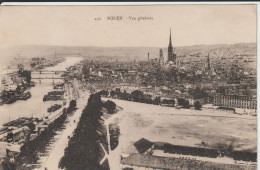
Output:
[
  {"xmin": 123, "ymin": 138, "xmax": 154, "ymax": 154},
  {"xmin": 121, "ymin": 153, "xmax": 255, "ymax": 170}
]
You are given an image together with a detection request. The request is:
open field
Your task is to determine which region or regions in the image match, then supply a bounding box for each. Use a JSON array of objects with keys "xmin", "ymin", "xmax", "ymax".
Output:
[{"xmin": 105, "ymin": 99, "xmax": 257, "ymax": 153}]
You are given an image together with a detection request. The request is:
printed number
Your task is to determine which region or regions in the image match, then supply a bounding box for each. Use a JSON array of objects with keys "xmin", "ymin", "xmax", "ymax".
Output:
[{"xmin": 95, "ymin": 17, "xmax": 102, "ymax": 21}]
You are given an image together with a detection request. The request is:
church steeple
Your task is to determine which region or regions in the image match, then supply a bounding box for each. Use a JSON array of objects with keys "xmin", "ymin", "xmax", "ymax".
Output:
[
  {"xmin": 168, "ymin": 28, "xmax": 175, "ymax": 63},
  {"xmin": 169, "ymin": 28, "xmax": 173, "ymax": 48}
]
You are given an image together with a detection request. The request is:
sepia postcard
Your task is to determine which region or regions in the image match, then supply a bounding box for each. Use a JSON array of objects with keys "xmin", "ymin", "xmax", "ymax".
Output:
[{"xmin": 0, "ymin": 3, "xmax": 257, "ymax": 170}]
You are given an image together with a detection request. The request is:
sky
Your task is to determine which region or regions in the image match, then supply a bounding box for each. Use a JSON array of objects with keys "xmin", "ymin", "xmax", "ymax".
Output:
[{"xmin": 0, "ymin": 5, "xmax": 257, "ymax": 48}]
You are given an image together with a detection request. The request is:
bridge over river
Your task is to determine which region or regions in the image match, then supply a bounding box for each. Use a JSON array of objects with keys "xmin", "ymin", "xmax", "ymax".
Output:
[{"xmin": 31, "ymin": 70, "xmax": 66, "ymax": 84}]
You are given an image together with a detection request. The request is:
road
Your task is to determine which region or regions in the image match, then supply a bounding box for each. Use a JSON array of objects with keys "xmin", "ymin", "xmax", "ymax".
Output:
[{"xmin": 36, "ymin": 80, "xmax": 89, "ymax": 170}]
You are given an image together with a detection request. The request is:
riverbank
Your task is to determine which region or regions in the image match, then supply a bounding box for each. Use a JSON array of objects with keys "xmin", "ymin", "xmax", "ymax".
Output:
[
  {"xmin": 0, "ymin": 57, "xmax": 83, "ymax": 163},
  {"xmin": 0, "ymin": 57, "xmax": 83, "ymax": 128}
]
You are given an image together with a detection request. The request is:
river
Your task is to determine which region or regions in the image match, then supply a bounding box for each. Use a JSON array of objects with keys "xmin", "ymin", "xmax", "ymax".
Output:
[{"xmin": 0, "ymin": 57, "xmax": 83, "ymax": 128}]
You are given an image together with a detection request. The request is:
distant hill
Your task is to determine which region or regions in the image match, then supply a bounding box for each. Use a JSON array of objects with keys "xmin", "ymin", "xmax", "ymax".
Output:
[{"xmin": 0, "ymin": 43, "xmax": 256, "ymax": 62}]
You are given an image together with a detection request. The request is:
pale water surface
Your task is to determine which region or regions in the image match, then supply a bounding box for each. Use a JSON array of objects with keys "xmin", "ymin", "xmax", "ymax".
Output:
[{"xmin": 0, "ymin": 57, "xmax": 82, "ymax": 128}]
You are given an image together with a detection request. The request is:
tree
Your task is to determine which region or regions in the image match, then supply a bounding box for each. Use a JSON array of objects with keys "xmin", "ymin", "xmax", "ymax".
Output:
[
  {"xmin": 69, "ymin": 100, "xmax": 77, "ymax": 109},
  {"xmin": 115, "ymin": 88, "xmax": 121, "ymax": 95},
  {"xmin": 131, "ymin": 90, "xmax": 143, "ymax": 102},
  {"xmin": 123, "ymin": 90, "xmax": 127, "ymax": 100},
  {"xmin": 153, "ymin": 96, "xmax": 161, "ymax": 105},
  {"xmin": 110, "ymin": 90, "xmax": 116, "ymax": 98},
  {"xmin": 143, "ymin": 95, "xmax": 153, "ymax": 104},
  {"xmin": 183, "ymin": 100, "xmax": 190, "ymax": 108},
  {"xmin": 67, "ymin": 100, "xmax": 77, "ymax": 114},
  {"xmin": 99, "ymin": 90, "xmax": 109, "ymax": 97},
  {"xmin": 178, "ymin": 98, "xmax": 190, "ymax": 108},
  {"xmin": 177, "ymin": 98, "xmax": 185, "ymax": 106},
  {"xmin": 194, "ymin": 101, "xmax": 202, "ymax": 110},
  {"xmin": 104, "ymin": 100, "xmax": 116, "ymax": 114}
]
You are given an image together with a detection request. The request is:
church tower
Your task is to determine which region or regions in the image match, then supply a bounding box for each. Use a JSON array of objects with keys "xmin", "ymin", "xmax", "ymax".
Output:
[
  {"xmin": 167, "ymin": 29, "xmax": 176, "ymax": 64},
  {"xmin": 159, "ymin": 49, "xmax": 164, "ymax": 67},
  {"xmin": 206, "ymin": 52, "xmax": 210, "ymax": 70}
]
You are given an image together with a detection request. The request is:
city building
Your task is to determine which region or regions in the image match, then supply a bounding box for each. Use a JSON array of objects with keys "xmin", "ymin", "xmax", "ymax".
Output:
[
  {"xmin": 121, "ymin": 153, "xmax": 180, "ymax": 170},
  {"xmin": 122, "ymin": 138, "xmax": 154, "ymax": 158},
  {"xmin": 206, "ymin": 53, "xmax": 211, "ymax": 71},
  {"xmin": 159, "ymin": 48, "xmax": 164, "ymax": 67},
  {"xmin": 213, "ymin": 94, "xmax": 257, "ymax": 114}
]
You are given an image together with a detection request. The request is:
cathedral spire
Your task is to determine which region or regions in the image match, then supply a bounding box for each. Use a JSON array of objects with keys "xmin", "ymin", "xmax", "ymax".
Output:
[
  {"xmin": 169, "ymin": 28, "xmax": 172, "ymax": 48},
  {"xmin": 168, "ymin": 28, "xmax": 175, "ymax": 63}
]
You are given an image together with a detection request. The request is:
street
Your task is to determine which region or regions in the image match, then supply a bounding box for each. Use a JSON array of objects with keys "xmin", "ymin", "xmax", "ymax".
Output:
[{"xmin": 36, "ymin": 80, "xmax": 89, "ymax": 170}]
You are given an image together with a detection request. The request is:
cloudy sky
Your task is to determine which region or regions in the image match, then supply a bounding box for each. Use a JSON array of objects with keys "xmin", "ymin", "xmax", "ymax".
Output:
[{"xmin": 0, "ymin": 5, "xmax": 256, "ymax": 48}]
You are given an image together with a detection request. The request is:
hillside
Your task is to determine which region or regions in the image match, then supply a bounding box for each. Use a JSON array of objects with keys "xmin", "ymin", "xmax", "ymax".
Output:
[{"xmin": 0, "ymin": 43, "xmax": 256, "ymax": 62}]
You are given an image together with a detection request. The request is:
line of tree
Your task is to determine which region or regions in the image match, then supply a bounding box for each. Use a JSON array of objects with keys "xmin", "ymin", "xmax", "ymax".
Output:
[
  {"xmin": 59, "ymin": 93, "xmax": 109, "ymax": 170},
  {"xmin": 99, "ymin": 89, "xmax": 175, "ymax": 107},
  {"xmin": 100, "ymin": 89, "xmax": 204, "ymax": 110},
  {"xmin": 177, "ymin": 99, "xmax": 202, "ymax": 110}
]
